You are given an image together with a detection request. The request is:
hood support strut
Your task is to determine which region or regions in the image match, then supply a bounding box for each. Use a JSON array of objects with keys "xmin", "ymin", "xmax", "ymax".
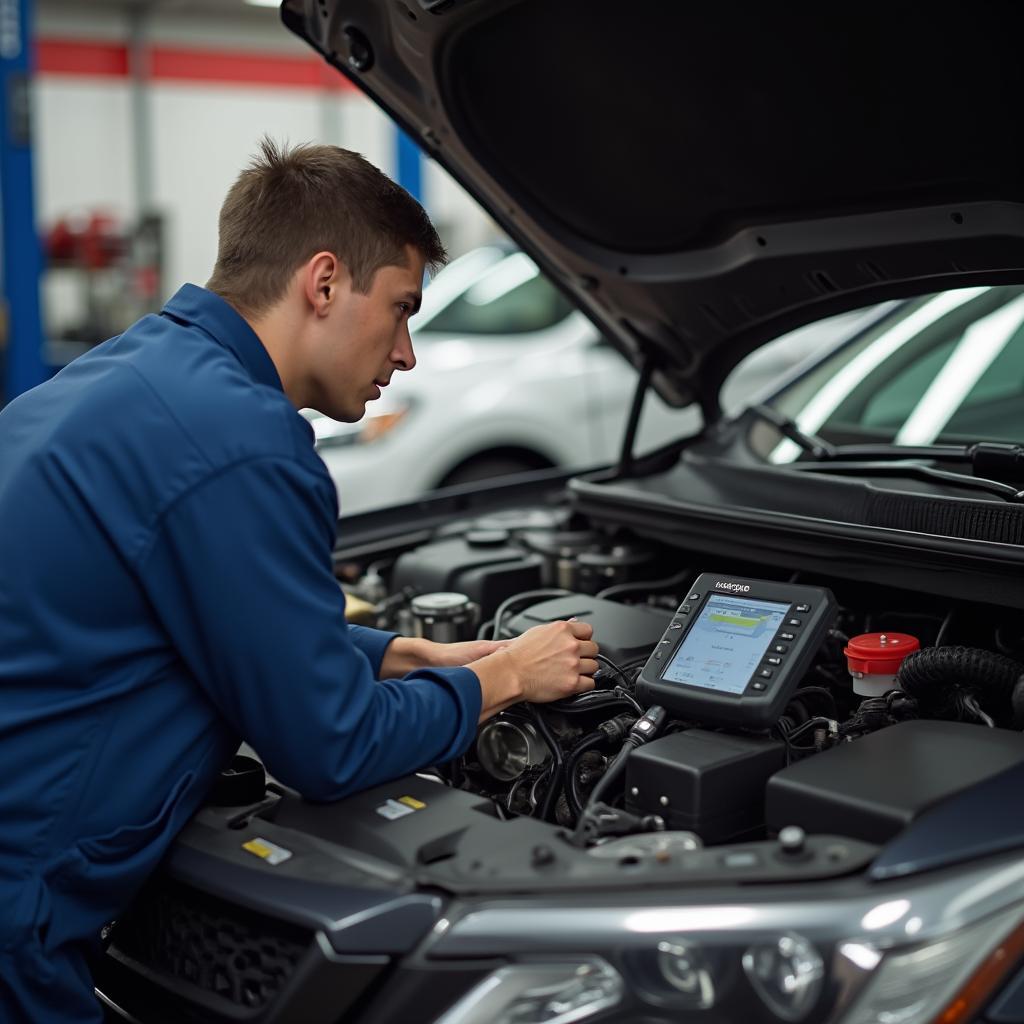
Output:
[{"xmin": 617, "ymin": 353, "xmax": 653, "ymax": 478}]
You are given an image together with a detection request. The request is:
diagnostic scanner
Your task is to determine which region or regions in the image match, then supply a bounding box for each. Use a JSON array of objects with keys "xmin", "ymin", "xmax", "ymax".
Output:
[{"xmin": 636, "ymin": 573, "xmax": 837, "ymax": 730}]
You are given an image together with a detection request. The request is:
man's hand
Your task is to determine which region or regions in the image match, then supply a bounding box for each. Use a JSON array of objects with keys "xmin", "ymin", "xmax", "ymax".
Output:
[
  {"xmin": 379, "ymin": 623, "xmax": 599, "ymax": 721},
  {"xmin": 468, "ymin": 620, "xmax": 599, "ymax": 720}
]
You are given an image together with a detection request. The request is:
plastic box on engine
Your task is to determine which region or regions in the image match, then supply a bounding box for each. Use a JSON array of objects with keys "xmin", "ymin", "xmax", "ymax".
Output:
[{"xmin": 625, "ymin": 729, "xmax": 786, "ymax": 844}]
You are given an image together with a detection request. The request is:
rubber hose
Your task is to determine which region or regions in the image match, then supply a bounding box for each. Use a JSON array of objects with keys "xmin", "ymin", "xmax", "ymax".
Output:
[
  {"xmin": 897, "ymin": 646, "xmax": 1024, "ymax": 726},
  {"xmin": 527, "ymin": 706, "xmax": 565, "ymax": 823},
  {"xmin": 565, "ymin": 730, "xmax": 609, "ymax": 820}
]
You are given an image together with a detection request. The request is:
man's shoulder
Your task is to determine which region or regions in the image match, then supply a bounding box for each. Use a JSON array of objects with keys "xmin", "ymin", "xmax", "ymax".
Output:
[{"xmin": 113, "ymin": 311, "xmax": 312, "ymax": 467}]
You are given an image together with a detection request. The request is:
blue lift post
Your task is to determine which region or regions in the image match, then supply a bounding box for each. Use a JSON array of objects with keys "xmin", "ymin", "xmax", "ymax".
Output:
[
  {"xmin": 0, "ymin": 0, "xmax": 46, "ymax": 403},
  {"xmin": 396, "ymin": 127, "xmax": 423, "ymax": 204}
]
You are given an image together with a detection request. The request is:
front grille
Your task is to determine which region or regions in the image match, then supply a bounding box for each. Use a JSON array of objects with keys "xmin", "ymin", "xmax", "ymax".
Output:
[{"xmin": 108, "ymin": 879, "xmax": 312, "ymax": 1012}]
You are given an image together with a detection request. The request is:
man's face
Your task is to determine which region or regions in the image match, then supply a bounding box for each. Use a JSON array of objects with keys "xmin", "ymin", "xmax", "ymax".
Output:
[{"xmin": 310, "ymin": 245, "xmax": 426, "ymax": 422}]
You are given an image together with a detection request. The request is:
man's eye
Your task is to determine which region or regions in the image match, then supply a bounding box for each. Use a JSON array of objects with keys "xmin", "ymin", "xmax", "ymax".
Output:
[{"xmin": 397, "ymin": 303, "xmax": 411, "ymax": 316}]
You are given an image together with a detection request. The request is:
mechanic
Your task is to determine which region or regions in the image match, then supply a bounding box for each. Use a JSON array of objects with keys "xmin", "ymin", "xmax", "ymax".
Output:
[{"xmin": 0, "ymin": 139, "xmax": 599, "ymax": 1023}]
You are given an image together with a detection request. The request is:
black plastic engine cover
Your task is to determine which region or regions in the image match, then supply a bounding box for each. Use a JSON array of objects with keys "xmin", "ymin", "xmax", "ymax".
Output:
[
  {"xmin": 767, "ymin": 719, "xmax": 1024, "ymax": 844},
  {"xmin": 504, "ymin": 594, "xmax": 673, "ymax": 665}
]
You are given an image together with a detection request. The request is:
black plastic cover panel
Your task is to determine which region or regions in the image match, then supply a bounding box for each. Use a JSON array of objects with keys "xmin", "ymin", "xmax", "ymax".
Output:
[
  {"xmin": 446, "ymin": 3, "xmax": 1024, "ymax": 254},
  {"xmin": 767, "ymin": 720, "xmax": 1024, "ymax": 844},
  {"xmin": 571, "ymin": 457, "xmax": 1024, "ymax": 607}
]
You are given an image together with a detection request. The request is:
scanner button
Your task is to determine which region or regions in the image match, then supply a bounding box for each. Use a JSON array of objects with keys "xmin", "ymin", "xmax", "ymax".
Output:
[
  {"xmin": 787, "ymin": 618, "xmax": 803, "ymax": 627},
  {"xmin": 752, "ymin": 681, "xmax": 767, "ymax": 691},
  {"xmin": 669, "ymin": 621, "xmax": 683, "ymax": 630},
  {"xmin": 780, "ymin": 632, "xmax": 795, "ymax": 642},
  {"xmin": 796, "ymin": 603, "xmax": 811, "ymax": 613},
  {"xmin": 773, "ymin": 644, "xmax": 788, "ymax": 654},
  {"xmin": 758, "ymin": 669, "xmax": 773, "ymax": 679},
  {"xmin": 689, "ymin": 593, "xmax": 700, "ymax": 601},
  {"xmin": 767, "ymin": 656, "xmax": 782, "ymax": 666},
  {"xmin": 679, "ymin": 604, "xmax": 691, "ymax": 614}
]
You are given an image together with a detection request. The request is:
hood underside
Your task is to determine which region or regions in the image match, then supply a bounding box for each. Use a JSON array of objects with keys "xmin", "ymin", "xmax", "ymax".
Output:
[{"xmin": 284, "ymin": 0, "xmax": 1024, "ymax": 410}]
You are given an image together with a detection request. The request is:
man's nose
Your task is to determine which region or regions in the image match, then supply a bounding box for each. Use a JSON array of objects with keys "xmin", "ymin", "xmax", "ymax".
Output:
[{"xmin": 393, "ymin": 325, "xmax": 416, "ymax": 372}]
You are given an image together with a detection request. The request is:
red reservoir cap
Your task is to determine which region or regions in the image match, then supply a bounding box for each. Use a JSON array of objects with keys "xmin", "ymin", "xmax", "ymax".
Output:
[{"xmin": 844, "ymin": 632, "xmax": 921, "ymax": 675}]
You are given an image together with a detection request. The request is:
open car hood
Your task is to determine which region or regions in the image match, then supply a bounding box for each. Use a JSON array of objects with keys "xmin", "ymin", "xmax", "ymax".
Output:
[{"xmin": 283, "ymin": 0, "xmax": 1024, "ymax": 414}]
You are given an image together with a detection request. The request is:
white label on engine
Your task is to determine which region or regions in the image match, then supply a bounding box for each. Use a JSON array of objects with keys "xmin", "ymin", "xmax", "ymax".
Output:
[
  {"xmin": 376, "ymin": 798, "xmax": 416, "ymax": 820},
  {"xmin": 241, "ymin": 837, "xmax": 293, "ymax": 866}
]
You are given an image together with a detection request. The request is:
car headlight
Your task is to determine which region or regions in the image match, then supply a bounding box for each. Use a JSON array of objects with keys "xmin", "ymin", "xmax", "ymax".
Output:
[
  {"xmin": 434, "ymin": 959, "xmax": 623, "ymax": 1024},
  {"xmin": 839, "ymin": 905, "xmax": 1024, "ymax": 1024},
  {"xmin": 306, "ymin": 400, "xmax": 414, "ymax": 449},
  {"xmin": 742, "ymin": 932, "xmax": 824, "ymax": 1021},
  {"xmin": 430, "ymin": 856, "xmax": 1024, "ymax": 1024}
]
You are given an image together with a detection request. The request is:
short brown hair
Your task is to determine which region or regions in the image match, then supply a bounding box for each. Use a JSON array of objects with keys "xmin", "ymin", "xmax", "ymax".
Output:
[{"xmin": 207, "ymin": 137, "xmax": 446, "ymax": 317}]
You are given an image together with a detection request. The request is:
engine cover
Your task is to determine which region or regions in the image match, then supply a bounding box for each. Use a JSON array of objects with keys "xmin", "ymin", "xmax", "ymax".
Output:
[{"xmin": 503, "ymin": 594, "xmax": 673, "ymax": 665}]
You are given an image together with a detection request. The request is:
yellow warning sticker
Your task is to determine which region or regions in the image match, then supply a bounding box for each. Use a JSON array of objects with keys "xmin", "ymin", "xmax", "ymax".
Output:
[
  {"xmin": 242, "ymin": 837, "xmax": 293, "ymax": 866},
  {"xmin": 399, "ymin": 795, "xmax": 426, "ymax": 810}
]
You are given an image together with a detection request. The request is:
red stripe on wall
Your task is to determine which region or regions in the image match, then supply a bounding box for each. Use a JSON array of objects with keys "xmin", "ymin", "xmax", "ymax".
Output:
[
  {"xmin": 37, "ymin": 39, "xmax": 129, "ymax": 78},
  {"xmin": 35, "ymin": 38, "xmax": 354, "ymax": 91},
  {"xmin": 150, "ymin": 45, "xmax": 351, "ymax": 90}
]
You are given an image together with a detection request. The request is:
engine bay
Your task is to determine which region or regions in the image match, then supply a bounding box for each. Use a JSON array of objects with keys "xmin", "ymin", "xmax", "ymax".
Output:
[
  {"xmin": 330, "ymin": 504, "xmax": 1024, "ymax": 861},
  {"xmin": 101, "ymin": 500, "xmax": 1024, "ymax": 1017}
]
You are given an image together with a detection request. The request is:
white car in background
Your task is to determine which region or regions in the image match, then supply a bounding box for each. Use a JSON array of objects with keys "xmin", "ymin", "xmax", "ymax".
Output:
[{"xmin": 309, "ymin": 245, "xmax": 872, "ymax": 514}]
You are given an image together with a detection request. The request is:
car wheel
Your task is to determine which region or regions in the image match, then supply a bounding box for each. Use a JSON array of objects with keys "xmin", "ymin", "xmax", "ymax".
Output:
[{"xmin": 438, "ymin": 450, "xmax": 553, "ymax": 488}]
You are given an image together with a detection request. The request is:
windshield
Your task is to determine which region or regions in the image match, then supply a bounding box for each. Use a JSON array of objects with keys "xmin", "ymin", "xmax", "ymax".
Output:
[
  {"xmin": 764, "ymin": 284, "xmax": 1024, "ymax": 462},
  {"xmin": 416, "ymin": 249, "xmax": 575, "ymax": 336}
]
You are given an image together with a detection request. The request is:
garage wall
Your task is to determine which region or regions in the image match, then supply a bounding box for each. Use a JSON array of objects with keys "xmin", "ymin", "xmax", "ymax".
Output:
[{"xmin": 31, "ymin": 6, "xmax": 498, "ymax": 308}]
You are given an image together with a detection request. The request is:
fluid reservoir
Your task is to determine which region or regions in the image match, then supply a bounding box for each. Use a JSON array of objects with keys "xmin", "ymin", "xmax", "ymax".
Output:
[
  {"xmin": 844, "ymin": 632, "xmax": 921, "ymax": 697},
  {"xmin": 410, "ymin": 592, "xmax": 479, "ymax": 643}
]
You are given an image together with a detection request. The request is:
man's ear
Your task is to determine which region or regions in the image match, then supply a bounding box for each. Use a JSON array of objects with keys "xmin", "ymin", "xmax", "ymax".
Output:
[{"xmin": 302, "ymin": 252, "xmax": 346, "ymax": 316}]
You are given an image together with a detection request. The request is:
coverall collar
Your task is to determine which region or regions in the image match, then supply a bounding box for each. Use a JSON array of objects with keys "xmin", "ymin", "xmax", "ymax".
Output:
[{"xmin": 162, "ymin": 284, "xmax": 284, "ymax": 394}]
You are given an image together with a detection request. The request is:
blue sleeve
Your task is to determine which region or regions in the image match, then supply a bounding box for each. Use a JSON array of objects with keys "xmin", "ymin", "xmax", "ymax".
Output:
[
  {"xmin": 134, "ymin": 456, "xmax": 482, "ymax": 801},
  {"xmin": 346, "ymin": 624, "xmax": 398, "ymax": 676}
]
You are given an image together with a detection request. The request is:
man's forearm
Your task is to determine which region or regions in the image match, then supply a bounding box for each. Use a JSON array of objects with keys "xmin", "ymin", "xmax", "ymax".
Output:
[
  {"xmin": 378, "ymin": 635, "xmax": 433, "ymax": 678},
  {"xmin": 379, "ymin": 636, "xmax": 522, "ymax": 720}
]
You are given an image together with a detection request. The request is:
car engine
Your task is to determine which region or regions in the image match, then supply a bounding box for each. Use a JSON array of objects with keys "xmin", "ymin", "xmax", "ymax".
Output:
[{"xmin": 339, "ymin": 505, "xmax": 1024, "ymax": 849}]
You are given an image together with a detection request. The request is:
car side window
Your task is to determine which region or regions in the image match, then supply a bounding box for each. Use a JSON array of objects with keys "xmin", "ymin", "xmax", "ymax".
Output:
[{"xmin": 422, "ymin": 253, "xmax": 574, "ymax": 335}]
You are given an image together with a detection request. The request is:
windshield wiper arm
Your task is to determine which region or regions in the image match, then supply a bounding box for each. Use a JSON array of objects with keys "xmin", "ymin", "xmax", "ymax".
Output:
[
  {"xmin": 748, "ymin": 404, "xmax": 836, "ymax": 459},
  {"xmin": 792, "ymin": 459, "xmax": 1024, "ymax": 503},
  {"xmin": 751, "ymin": 405, "xmax": 1024, "ymax": 484}
]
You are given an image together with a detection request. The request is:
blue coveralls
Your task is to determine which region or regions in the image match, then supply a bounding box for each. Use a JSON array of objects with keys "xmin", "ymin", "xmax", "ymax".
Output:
[{"xmin": 0, "ymin": 284, "xmax": 482, "ymax": 1022}]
